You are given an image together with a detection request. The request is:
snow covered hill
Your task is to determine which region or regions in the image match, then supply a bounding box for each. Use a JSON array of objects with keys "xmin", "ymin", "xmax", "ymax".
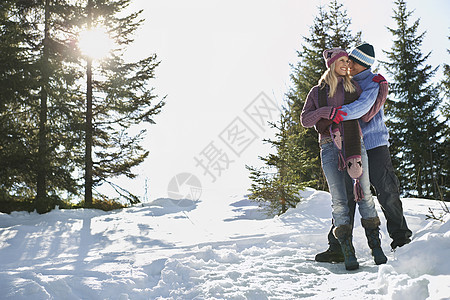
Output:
[{"xmin": 0, "ymin": 188, "xmax": 449, "ymax": 299}]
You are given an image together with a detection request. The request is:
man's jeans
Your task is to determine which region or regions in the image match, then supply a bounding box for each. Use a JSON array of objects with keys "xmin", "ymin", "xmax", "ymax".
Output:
[{"xmin": 320, "ymin": 139, "xmax": 378, "ymax": 228}]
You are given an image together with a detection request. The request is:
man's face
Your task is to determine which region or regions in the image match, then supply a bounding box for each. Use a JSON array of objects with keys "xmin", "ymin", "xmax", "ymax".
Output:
[{"xmin": 348, "ymin": 59, "xmax": 366, "ymax": 76}]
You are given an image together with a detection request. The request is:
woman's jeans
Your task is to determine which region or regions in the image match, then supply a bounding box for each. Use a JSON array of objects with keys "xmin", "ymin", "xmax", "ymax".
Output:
[{"xmin": 320, "ymin": 139, "xmax": 378, "ymax": 227}]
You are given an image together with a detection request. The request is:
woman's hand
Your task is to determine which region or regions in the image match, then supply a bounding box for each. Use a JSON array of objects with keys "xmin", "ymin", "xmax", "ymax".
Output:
[{"xmin": 316, "ymin": 119, "xmax": 333, "ymax": 134}]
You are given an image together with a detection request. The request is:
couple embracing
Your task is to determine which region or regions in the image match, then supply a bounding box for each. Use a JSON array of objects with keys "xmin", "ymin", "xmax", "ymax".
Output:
[{"xmin": 301, "ymin": 43, "xmax": 412, "ymax": 271}]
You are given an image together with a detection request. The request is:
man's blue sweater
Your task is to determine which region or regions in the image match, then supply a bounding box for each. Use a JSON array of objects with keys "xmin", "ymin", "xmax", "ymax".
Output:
[{"xmin": 340, "ymin": 69, "xmax": 390, "ymax": 150}]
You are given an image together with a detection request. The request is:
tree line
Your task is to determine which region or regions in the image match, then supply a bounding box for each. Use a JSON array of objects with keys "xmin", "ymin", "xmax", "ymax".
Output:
[
  {"xmin": 248, "ymin": 0, "xmax": 449, "ymax": 216},
  {"xmin": 0, "ymin": 0, "xmax": 164, "ymax": 213}
]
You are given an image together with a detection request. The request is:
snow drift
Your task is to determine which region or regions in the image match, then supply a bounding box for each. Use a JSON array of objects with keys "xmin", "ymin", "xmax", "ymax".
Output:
[{"xmin": 0, "ymin": 188, "xmax": 449, "ymax": 299}]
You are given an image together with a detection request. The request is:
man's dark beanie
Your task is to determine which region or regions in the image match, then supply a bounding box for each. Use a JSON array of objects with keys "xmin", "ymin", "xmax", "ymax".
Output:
[{"xmin": 349, "ymin": 43, "xmax": 375, "ymax": 69}]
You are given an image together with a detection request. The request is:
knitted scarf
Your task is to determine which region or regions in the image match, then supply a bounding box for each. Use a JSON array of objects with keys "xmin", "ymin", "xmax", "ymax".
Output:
[{"xmin": 318, "ymin": 82, "xmax": 364, "ymax": 201}]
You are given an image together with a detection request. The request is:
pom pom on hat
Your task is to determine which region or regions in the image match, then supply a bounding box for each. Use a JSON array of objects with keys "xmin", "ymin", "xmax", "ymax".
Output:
[
  {"xmin": 349, "ymin": 43, "xmax": 375, "ymax": 69},
  {"xmin": 323, "ymin": 48, "xmax": 348, "ymax": 68}
]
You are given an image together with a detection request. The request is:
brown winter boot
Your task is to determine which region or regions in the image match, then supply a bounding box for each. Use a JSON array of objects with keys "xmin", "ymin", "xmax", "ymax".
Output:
[
  {"xmin": 361, "ymin": 217, "xmax": 388, "ymax": 265},
  {"xmin": 334, "ymin": 224, "xmax": 359, "ymax": 271}
]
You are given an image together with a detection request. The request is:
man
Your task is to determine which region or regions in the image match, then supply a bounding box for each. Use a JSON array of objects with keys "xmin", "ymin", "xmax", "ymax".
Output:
[{"xmin": 315, "ymin": 43, "xmax": 412, "ymax": 263}]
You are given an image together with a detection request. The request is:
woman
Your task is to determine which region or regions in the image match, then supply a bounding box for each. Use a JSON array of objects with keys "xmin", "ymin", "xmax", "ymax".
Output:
[{"xmin": 301, "ymin": 48, "xmax": 387, "ymax": 270}]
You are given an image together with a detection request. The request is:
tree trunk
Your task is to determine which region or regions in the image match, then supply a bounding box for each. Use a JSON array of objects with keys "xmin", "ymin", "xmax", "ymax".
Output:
[
  {"xmin": 85, "ymin": 57, "xmax": 93, "ymax": 205},
  {"xmin": 36, "ymin": 0, "xmax": 51, "ymax": 213},
  {"xmin": 84, "ymin": 0, "xmax": 93, "ymax": 205}
]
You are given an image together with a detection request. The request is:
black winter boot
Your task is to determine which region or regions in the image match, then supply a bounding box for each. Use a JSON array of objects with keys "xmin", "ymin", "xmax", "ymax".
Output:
[
  {"xmin": 315, "ymin": 244, "xmax": 344, "ymax": 263},
  {"xmin": 334, "ymin": 224, "xmax": 359, "ymax": 270},
  {"xmin": 361, "ymin": 217, "xmax": 387, "ymax": 265}
]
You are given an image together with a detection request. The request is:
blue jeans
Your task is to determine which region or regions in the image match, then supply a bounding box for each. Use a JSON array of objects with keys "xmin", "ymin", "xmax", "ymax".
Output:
[{"xmin": 320, "ymin": 139, "xmax": 378, "ymax": 227}]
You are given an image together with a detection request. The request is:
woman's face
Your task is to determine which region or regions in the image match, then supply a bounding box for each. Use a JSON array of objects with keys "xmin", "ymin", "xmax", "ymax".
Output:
[{"xmin": 333, "ymin": 56, "xmax": 350, "ymax": 77}]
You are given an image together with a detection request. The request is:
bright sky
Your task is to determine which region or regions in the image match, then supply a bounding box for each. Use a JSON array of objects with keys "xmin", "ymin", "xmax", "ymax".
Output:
[{"xmin": 112, "ymin": 0, "xmax": 449, "ymax": 202}]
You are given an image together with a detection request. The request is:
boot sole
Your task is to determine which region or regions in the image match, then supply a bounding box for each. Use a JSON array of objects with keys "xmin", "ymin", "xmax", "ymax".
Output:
[
  {"xmin": 375, "ymin": 258, "xmax": 387, "ymax": 265},
  {"xmin": 345, "ymin": 263, "xmax": 359, "ymax": 270},
  {"xmin": 315, "ymin": 258, "xmax": 345, "ymax": 263}
]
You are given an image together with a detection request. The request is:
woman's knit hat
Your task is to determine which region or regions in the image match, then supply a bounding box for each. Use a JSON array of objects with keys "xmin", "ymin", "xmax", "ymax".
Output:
[
  {"xmin": 323, "ymin": 48, "xmax": 348, "ymax": 68},
  {"xmin": 348, "ymin": 43, "xmax": 375, "ymax": 69}
]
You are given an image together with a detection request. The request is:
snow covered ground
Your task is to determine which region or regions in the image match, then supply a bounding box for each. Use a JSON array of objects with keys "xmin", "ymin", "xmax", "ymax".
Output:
[{"xmin": 1, "ymin": 188, "xmax": 449, "ymax": 299}]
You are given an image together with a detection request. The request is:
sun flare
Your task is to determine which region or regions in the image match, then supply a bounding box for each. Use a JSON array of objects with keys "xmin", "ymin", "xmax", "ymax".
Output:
[{"xmin": 78, "ymin": 27, "xmax": 113, "ymax": 60}]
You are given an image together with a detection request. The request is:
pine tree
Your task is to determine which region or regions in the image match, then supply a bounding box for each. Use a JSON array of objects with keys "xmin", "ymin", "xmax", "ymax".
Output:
[
  {"xmin": 1, "ymin": 0, "xmax": 163, "ymax": 211},
  {"xmin": 1, "ymin": 0, "xmax": 85, "ymax": 212},
  {"xmin": 247, "ymin": 0, "xmax": 361, "ymax": 215},
  {"xmin": 438, "ymin": 40, "xmax": 450, "ymax": 200},
  {"xmin": 382, "ymin": 0, "xmax": 446, "ymax": 199},
  {"xmin": 78, "ymin": 0, "xmax": 165, "ymax": 204},
  {"xmin": 247, "ymin": 109, "xmax": 315, "ymax": 216},
  {"xmin": 0, "ymin": 0, "xmax": 38, "ymax": 203}
]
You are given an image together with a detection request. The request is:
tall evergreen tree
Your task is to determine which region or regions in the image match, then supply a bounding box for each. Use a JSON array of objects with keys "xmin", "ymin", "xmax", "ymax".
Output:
[
  {"xmin": 438, "ymin": 39, "xmax": 450, "ymax": 200},
  {"xmin": 1, "ymin": 0, "xmax": 85, "ymax": 212},
  {"xmin": 1, "ymin": 0, "xmax": 163, "ymax": 212},
  {"xmin": 0, "ymin": 0, "xmax": 38, "ymax": 202},
  {"xmin": 77, "ymin": 0, "xmax": 165, "ymax": 204},
  {"xmin": 247, "ymin": 1, "xmax": 361, "ymax": 215},
  {"xmin": 382, "ymin": 0, "xmax": 446, "ymax": 199}
]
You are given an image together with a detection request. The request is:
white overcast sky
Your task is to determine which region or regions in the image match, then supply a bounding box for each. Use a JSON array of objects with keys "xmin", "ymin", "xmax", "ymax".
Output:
[{"xmin": 112, "ymin": 0, "xmax": 450, "ymax": 201}]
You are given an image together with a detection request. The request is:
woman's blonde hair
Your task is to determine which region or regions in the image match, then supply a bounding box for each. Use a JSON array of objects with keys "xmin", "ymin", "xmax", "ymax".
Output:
[{"xmin": 318, "ymin": 62, "xmax": 355, "ymax": 97}]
